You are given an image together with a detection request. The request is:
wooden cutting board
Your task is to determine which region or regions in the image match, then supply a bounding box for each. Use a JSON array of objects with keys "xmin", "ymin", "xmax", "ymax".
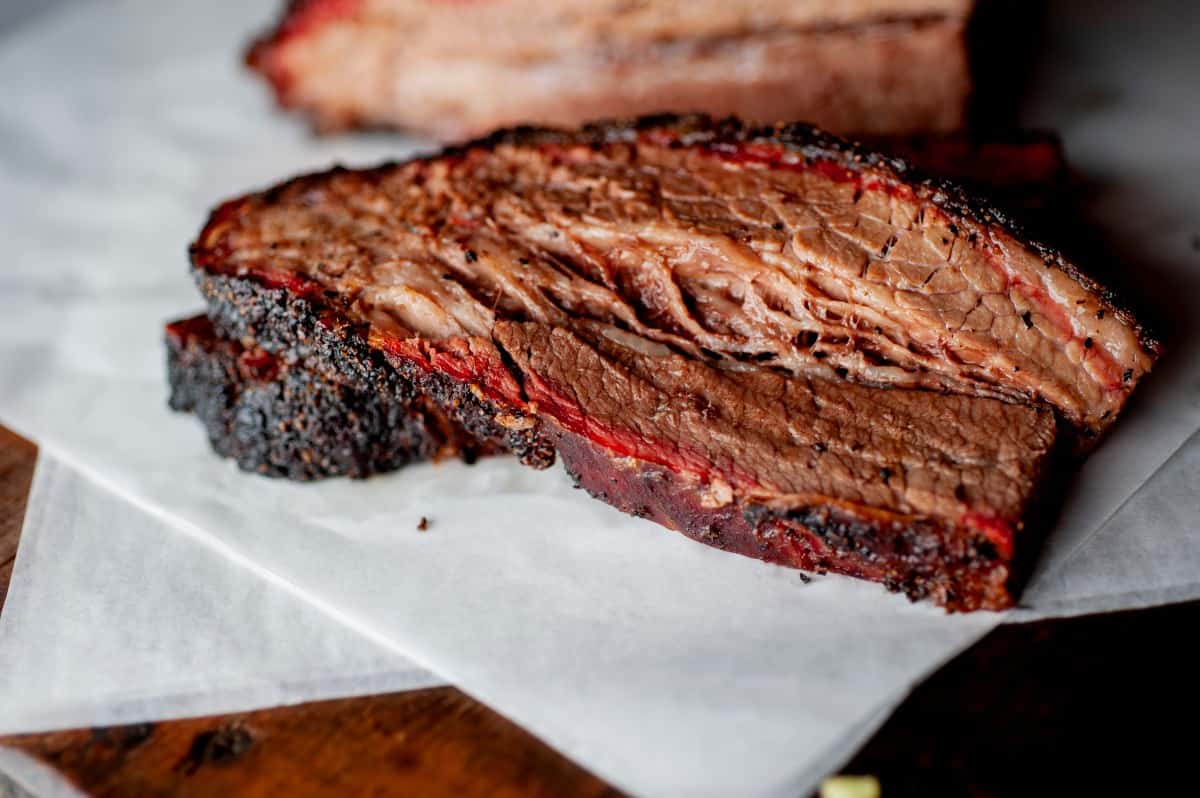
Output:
[{"xmin": 0, "ymin": 424, "xmax": 1195, "ymax": 797}]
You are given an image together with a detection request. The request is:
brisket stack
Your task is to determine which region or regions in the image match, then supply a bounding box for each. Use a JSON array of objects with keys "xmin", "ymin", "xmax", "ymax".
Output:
[{"xmin": 169, "ymin": 116, "xmax": 1158, "ymax": 610}]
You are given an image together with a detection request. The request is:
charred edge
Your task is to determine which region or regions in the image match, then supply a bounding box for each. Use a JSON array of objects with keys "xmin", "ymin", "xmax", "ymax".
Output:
[
  {"xmin": 191, "ymin": 271, "xmax": 555, "ymax": 469},
  {"xmin": 166, "ymin": 313, "xmax": 477, "ymax": 480},
  {"xmin": 753, "ymin": 505, "xmax": 1011, "ymax": 611},
  {"xmin": 553, "ymin": 426, "xmax": 1015, "ymax": 611}
]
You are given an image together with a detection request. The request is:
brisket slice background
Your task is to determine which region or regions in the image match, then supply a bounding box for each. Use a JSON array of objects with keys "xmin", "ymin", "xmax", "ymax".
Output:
[
  {"xmin": 247, "ymin": 0, "xmax": 972, "ymax": 139},
  {"xmin": 180, "ymin": 116, "xmax": 1160, "ymax": 610}
]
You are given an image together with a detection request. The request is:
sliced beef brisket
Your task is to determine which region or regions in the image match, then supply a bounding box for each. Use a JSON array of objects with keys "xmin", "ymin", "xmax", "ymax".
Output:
[
  {"xmin": 180, "ymin": 115, "xmax": 1160, "ymax": 609},
  {"xmin": 247, "ymin": 0, "xmax": 972, "ymax": 138},
  {"xmin": 194, "ymin": 116, "xmax": 1156, "ymax": 434},
  {"xmin": 168, "ymin": 130, "xmax": 1066, "ymax": 473}
]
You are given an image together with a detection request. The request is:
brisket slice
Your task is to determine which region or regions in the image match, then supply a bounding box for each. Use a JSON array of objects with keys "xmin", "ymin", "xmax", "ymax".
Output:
[
  {"xmin": 166, "ymin": 314, "xmax": 496, "ymax": 479},
  {"xmin": 194, "ymin": 115, "xmax": 1157, "ymax": 436},
  {"xmin": 247, "ymin": 0, "xmax": 972, "ymax": 138},
  {"xmin": 184, "ymin": 115, "xmax": 1160, "ymax": 609},
  {"xmin": 168, "ymin": 130, "xmax": 1066, "ymax": 477}
]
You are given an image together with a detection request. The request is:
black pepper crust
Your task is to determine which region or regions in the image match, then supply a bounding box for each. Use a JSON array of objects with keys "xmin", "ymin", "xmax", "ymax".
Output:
[
  {"xmin": 166, "ymin": 315, "xmax": 472, "ymax": 480},
  {"xmin": 193, "ymin": 271, "xmax": 555, "ymax": 469}
]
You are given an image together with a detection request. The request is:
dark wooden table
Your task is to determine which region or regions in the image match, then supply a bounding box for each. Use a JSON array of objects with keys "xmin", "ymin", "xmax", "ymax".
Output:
[{"xmin": 0, "ymin": 425, "xmax": 1194, "ymax": 796}]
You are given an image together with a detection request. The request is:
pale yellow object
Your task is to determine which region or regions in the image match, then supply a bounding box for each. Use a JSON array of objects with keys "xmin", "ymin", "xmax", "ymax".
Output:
[{"xmin": 820, "ymin": 774, "xmax": 882, "ymax": 798}]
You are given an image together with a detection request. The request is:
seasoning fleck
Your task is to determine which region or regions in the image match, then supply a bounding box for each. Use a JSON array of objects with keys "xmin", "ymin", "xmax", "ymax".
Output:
[
  {"xmin": 464, "ymin": 249, "xmax": 478, "ymax": 263},
  {"xmin": 417, "ymin": 516, "xmax": 430, "ymax": 531},
  {"xmin": 1021, "ymin": 311, "xmax": 1033, "ymax": 329},
  {"xmin": 1084, "ymin": 337, "xmax": 1094, "ymax": 349}
]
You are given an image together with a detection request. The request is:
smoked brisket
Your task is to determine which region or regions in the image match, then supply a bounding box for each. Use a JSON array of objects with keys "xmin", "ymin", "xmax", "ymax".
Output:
[
  {"xmin": 167, "ymin": 131, "xmax": 1067, "ymax": 479},
  {"xmin": 176, "ymin": 116, "xmax": 1160, "ymax": 609}
]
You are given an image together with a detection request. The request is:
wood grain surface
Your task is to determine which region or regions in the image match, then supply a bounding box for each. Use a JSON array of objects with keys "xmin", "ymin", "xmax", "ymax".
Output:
[
  {"xmin": 2, "ymin": 688, "xmax": 619, "ymax": 798},
  {"xmin": 0, "ymin": 426, "xmax": 1194, "ymax": 797}
]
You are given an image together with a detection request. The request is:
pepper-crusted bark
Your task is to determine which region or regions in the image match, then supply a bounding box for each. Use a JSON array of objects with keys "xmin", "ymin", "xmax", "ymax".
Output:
[
  {"xmin": 193, "ymin": 275, "xmax": 553, "ymax": 469},
  {"xmin": 167, "ymin": 314, "xmax": 498, "ymax": 479}
]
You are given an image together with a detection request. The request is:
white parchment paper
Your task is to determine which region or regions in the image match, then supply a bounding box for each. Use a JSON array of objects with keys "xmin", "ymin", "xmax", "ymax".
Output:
[
  {"xmin": 0, "ymin": 456, "xmax": 443, "ymax": 730},
  {"xmin": 1, "ymin": 0, "xmax": 1198, "ymax": 795}
]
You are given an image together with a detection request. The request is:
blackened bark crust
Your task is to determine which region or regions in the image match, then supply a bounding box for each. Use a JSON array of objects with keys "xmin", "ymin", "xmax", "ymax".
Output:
[
  {"xmin": 166, "ymin": 315, "xmax": 492, "ymax": 480},
  {"xmin": 193, "ymin": 273, "xmax": 554, "ymax": 469}
]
